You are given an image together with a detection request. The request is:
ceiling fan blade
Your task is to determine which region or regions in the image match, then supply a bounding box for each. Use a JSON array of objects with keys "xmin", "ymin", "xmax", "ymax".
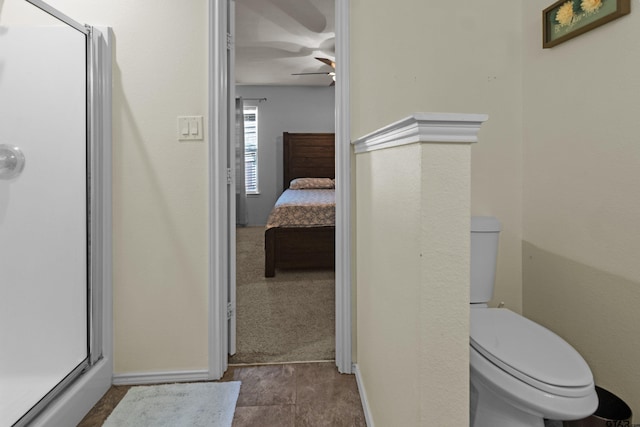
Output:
[{"xmin": 315, "ymin": 57, "xmax": 335, "ymax": 68}]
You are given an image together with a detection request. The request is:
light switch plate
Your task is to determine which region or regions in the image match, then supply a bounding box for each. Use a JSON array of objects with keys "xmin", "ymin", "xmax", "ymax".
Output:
[{"xmin": 177, "ymin": 116, "xmax": 204, "ymax": 141}]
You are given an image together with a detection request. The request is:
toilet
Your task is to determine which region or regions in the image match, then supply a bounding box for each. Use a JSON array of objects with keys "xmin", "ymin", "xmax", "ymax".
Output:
[{"xmin": 470, "ymin": 216, "xmax": 598, "ymax": 427}]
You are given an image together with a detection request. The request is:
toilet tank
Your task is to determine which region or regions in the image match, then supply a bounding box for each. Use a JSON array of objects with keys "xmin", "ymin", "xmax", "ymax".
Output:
[{"xmin": 471, "ymin": 216, "xmax": 501, "ymax": 304}]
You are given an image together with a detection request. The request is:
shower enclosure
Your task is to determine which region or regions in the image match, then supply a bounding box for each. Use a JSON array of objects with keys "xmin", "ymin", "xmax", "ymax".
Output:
[{"xmin": 0, "ymin": 1, "xmax": 112, "ymax": 426}]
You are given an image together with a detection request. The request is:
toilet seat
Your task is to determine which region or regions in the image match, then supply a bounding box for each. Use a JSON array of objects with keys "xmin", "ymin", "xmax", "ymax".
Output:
[{"xmin": 471, "ymin": 308, "xmax": 594, "ymax": 398}]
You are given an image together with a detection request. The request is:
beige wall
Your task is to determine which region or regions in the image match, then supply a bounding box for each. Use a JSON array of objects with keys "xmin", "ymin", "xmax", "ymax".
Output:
[
  {"xmin": 355, "ymin": 140, "xmax": 471, "ymax": 426},
  {"xmin": 351, "ymin": 0, "xmax": 524, "ymax": 312},
  {"xmin": 351, "ymin": 1, "xmax": 523, "ymax": 424},
  {"xmin": 523, "ymin": 0, "xmax": 640, "ymax": 415},
  {"xmin": 355, "ymin": 145, "xmax": 423, "ymax": 425},
  {"xmin": 6, "ymin": 0, "xmax": 211, "ymax": 374}
]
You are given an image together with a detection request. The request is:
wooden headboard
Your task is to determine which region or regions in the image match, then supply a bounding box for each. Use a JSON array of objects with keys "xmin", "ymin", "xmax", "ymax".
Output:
[{"xmin": 283, "ymin": 132, "xmax": 335, "ymax": 191}]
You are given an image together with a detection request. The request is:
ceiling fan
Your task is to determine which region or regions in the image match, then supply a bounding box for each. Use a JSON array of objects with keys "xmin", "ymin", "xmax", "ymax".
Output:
[{"xmin": 291, "ymin": 57, "xmax": 336, "ymax": 86}]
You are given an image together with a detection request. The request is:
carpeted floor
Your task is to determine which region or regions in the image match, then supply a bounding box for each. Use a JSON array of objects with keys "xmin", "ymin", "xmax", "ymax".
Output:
[{"xmin": 231, "ymin": 226, "xmax": 335, "ymax": 364}]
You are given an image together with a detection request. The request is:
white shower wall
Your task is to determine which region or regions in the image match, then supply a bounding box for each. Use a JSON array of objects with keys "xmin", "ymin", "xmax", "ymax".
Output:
[{"xmin": 0, "ymin": 25, "xmax": 88, "ymax": 425}]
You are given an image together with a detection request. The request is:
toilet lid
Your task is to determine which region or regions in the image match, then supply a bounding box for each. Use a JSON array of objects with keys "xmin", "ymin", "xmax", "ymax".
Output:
[{"xmin": 471, "ymin": 309, "xmax": 593, "ymax": 395}]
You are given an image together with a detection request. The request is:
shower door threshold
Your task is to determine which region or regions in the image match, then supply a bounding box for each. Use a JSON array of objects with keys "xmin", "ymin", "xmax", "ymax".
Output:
[{"xmin": 7, "ymin": 361, "xmax": 89, "ymax": 427}]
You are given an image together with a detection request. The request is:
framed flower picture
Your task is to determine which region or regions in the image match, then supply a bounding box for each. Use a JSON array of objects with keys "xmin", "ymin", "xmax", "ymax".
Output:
[{"xmin": 543, "ymin": 0, "xmax": 631, "ymax": 48}]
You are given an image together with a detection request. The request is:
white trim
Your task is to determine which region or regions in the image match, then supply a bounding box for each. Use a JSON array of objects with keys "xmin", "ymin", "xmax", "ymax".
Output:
[
  {"xmin": 352, "ymin": 113, "xmax": 489, "ymax": 154},
  {"xmin": 208, "ymin": 0, "xmax": 229, "ymax": 380},
  {"xmin": 88, "ymin": 25, "xmax": 113, "ymax": 367},
  {"xmin": 228, "ymin": 0, "xmax": 237, "ymax": 356},
  {"xmin": 334, "ymin": 0, "xmax": 352, "ymax": 375},
  {"xmin": 354, "ymin": 364, "xmax": 374, "ymax": 427},
  {"xmin": 112, "ymin": 370, "xmax": 210, "ymax": 386},
  {"xmin": 96, "ymin": 26, "xmax": 113, "ymax": 374}
]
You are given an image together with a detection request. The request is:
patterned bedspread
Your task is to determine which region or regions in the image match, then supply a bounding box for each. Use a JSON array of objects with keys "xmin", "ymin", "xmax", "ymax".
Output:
[{"xmin": 266, "ymin": 189, "xmax": 335, "ymax": 229}]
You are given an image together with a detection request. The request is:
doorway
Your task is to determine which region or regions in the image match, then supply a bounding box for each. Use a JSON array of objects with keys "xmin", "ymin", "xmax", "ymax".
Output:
[
  {"xmin": 232, "ymin": 88, "xmax": 337, "ymax": 365},
  {"xmin": 208, "ymin": 0, "xmax": 351, "ymax": 378}
]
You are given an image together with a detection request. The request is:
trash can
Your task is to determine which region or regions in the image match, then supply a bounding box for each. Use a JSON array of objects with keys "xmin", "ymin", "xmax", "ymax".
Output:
[{"xmin": 564, "ymin": 386, "xmax": 632, "ymax": 427}]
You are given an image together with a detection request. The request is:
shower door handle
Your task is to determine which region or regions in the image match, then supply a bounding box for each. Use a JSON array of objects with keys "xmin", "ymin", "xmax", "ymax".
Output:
[{"xmin": 0, "ymin": 144, "xmax": 26, "ymax": 180}]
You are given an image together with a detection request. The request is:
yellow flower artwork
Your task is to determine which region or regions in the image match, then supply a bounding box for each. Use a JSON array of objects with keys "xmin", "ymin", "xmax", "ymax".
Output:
[
  {"xmin": 556, "ymin": 1, "xmax": 575, "ymax": 26},
  {"xmin": 544, "ymin": 0, "xmax": 630, "ymax": 48},
  {"xmin": 581, "ymin": 0, "xmax": 603, "ymax": 13}
]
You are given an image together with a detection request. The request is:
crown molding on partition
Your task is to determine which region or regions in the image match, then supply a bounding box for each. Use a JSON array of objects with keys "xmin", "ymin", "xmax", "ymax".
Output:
[{"xmin": 351, "ymin": 113, "xmax": 489, "ymax": 154}]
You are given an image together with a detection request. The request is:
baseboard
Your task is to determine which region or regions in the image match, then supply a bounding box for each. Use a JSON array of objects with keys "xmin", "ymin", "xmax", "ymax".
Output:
[
  {"xmin": 354, "ymin": 363, "xmax": 374, "ymax": 427},
  {"xmin": 112, "ymin": 369, "xmax": 210, "ymax": 386}
]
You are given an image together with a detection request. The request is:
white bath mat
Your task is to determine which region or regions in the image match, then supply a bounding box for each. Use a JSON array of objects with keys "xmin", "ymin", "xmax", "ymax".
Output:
[{"xmin": 103, "ymin": 381, "xmax": 241, "ymax": 427}]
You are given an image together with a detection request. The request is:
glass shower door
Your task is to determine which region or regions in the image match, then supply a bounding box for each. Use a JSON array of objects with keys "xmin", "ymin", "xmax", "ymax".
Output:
[{"xmin": 0, "ymin": 1, "xmax": 90, "ymax": 425}]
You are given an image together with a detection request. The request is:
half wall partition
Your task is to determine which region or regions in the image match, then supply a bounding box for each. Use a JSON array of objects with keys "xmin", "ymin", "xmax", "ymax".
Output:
[{"xmin": 0, "ymin": 1, "xmax": 112, "ymax": 426}]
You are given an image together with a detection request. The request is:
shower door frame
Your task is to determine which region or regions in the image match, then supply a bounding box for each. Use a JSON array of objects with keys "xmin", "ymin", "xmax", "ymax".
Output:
[{"xmin": 9, "ymin": 1, "xmax": 113, "ymax": 426}]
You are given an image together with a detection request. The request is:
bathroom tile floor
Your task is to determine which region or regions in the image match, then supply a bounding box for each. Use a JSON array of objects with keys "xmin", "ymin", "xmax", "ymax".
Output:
[{"xmin": 78, "ymin": 362, "xmax": 367, "ymax": 427}]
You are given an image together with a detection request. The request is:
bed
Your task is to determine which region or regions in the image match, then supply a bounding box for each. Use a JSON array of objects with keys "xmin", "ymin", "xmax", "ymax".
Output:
[{"xmin": 264, "ymin": 132, "xmax": 335, "ymax": 277}]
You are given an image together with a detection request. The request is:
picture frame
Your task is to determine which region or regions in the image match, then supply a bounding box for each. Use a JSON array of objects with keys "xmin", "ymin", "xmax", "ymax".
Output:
[{"xmin": 543, "ymin": 0, "xmax": 630, "ymax": 48}]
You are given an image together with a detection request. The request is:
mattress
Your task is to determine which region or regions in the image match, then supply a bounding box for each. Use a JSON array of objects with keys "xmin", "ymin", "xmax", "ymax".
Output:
[{"xmin": 266, "ymin": 189, "xmax": 335, "ymax": 229}]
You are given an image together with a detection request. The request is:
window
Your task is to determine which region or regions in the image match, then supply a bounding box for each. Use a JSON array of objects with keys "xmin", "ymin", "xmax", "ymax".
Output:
[{"xmin": 243, "ymin": 106, "xmax": 258, "ymax": 194}]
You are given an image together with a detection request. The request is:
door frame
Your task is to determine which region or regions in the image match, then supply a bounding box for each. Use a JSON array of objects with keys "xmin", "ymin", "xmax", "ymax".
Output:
[{"xmin": 208, "ymin": 0, "xmax": 352, "ymax": 378}]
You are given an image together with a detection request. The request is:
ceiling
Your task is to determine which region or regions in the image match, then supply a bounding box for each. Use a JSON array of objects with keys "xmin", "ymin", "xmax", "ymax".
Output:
[{"xmin": 234, "ymin": 0, "xmax": 335, "ymax": 87}]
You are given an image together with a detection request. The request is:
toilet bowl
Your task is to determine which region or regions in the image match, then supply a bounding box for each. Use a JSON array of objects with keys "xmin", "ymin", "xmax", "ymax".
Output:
[
  {"xmin": 470, "ymin": 308, "xmax": 598, "ymax": 427},
  {"xmin": 469, "ymin": 217, "xmax": 597, "ymax": 426}
]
